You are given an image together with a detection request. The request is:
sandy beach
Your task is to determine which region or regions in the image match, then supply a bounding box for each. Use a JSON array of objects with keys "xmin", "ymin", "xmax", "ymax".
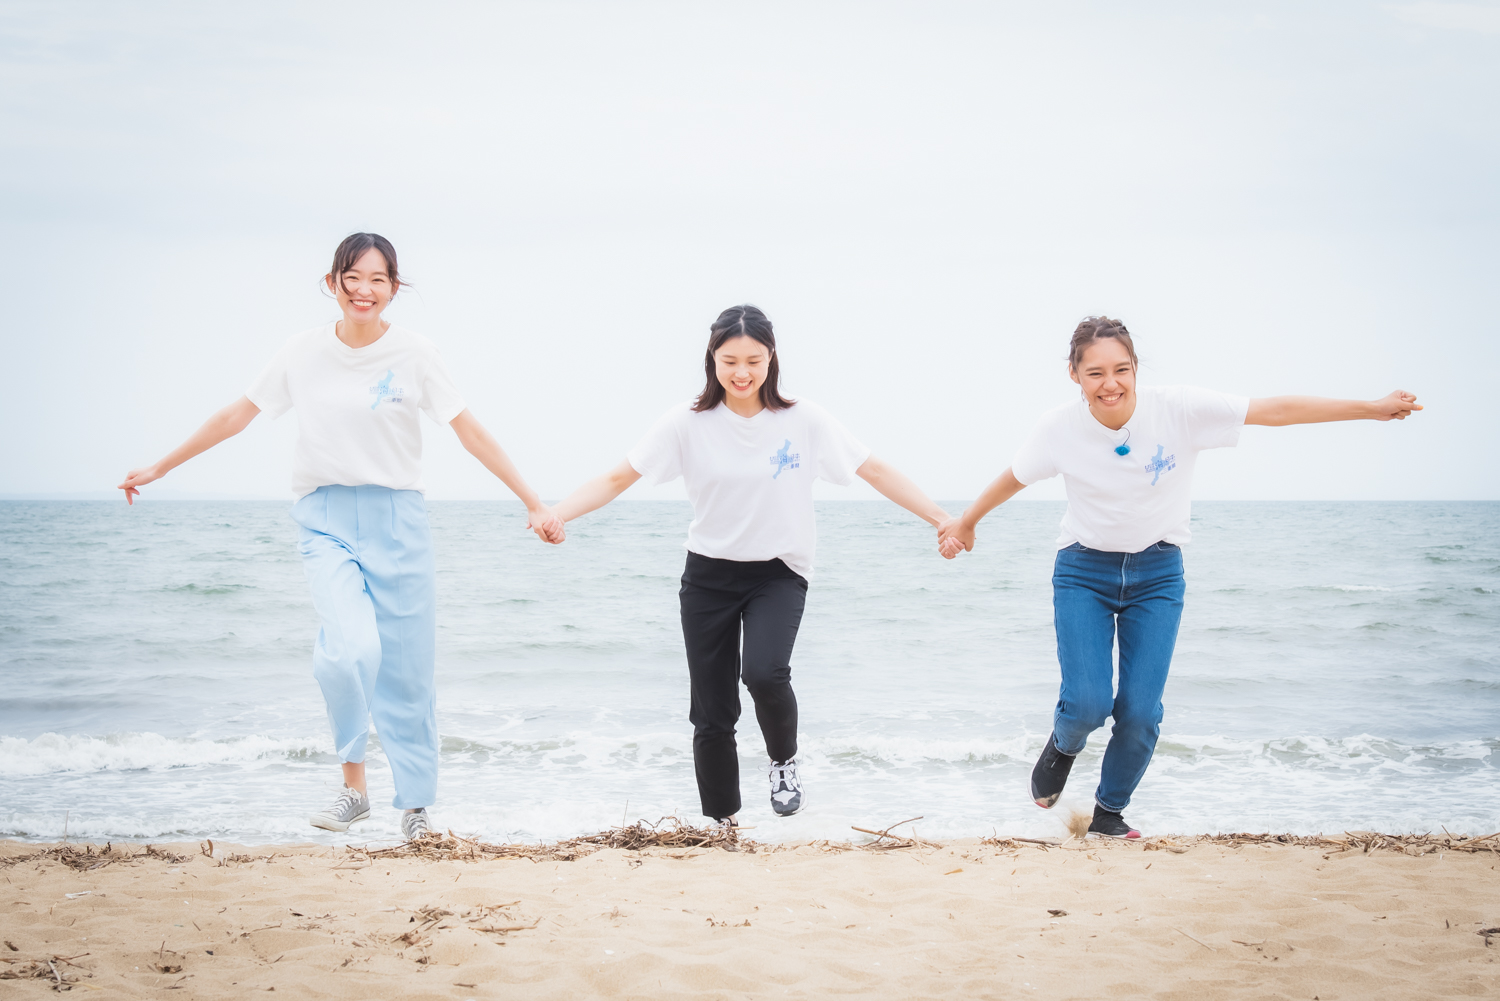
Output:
[{"xmin": 3, "ymin": 830, "xmax": 1497, "ymax": 1000}]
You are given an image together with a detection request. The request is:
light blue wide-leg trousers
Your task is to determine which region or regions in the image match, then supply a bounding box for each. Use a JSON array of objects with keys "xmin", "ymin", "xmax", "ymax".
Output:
[{"xmin": 292, "ymin": 484, "xmax": 438, "ymax": 810}]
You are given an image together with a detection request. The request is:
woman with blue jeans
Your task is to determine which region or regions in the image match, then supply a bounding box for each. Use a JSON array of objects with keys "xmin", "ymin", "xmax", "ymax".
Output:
[
  {"xmin": 119, "ymin": 233, "xmax": 562, "ymax": 839},
  {"xmin": 938, "ymin": 317, "xmax": 1421, "ymax": 838}
]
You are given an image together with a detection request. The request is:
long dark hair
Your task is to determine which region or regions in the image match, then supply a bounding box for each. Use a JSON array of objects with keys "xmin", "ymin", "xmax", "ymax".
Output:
[
  {"xmin": 691, "ymin": 305, "xmax": 796, "ymax": 412},
  {"xmin": 327, "ymin": 232, "xmax": 406, "ymax": 298},
  {"xmin": 1068, "ymin": 315, "xmax": 1137, "ymax": 370}
]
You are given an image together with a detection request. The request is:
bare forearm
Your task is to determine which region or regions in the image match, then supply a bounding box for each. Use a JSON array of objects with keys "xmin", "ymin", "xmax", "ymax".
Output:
[
  {"xmin": 155, "ymin": 397, "xmax": 259, "ymax": 475},
  {"xmin": 1246, "ymin": 396, "xmax": 1380, "ymax": 426},
  {"xmin": 856, "ymin": 456, "xmax": 947, "ymax": 527},
  {"xmin": 960, "ymin": 468, "xmax": 1026, "ymax": 528},
  {"xmin": 553, "ymin": 462, "xmax": 640, "ymax": 523},
  {"xmin": 451, "ymin": 412, "xmax": 543, "ymax": 509}
]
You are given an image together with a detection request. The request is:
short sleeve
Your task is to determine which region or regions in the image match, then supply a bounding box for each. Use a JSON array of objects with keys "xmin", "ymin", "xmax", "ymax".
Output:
[
  {"xmin": 1179, "ymin": 385, "xmax": 1249, "ymax": 451},
  {"xmin": 419, "ymin": 343, "xmax": 467, "ymax": 424},
  {"xmin": 808, "ymin": 404, "xmax": 871, "ymax": 486},
  {"xmin": 1010, "ymin": 421, "xmax": 1059, "ymax": 486},
  {"xmin": 245, "ymin": 343, "xmax": 294, "ymax": 419},
  {"xmin": 626, "ymin": 406, "xmax": 686, "ymax": 485}
]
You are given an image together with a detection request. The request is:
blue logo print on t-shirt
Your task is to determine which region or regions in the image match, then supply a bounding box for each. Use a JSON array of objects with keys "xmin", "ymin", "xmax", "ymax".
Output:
[
  {"xmin": 368, "ymin": 369, "xmax": 405, "ymax": 409},
  {"xmin": 770, "ymin": 439, "xmax": 800, "ymax": 479},
  {"xmin": 1144, "ymin": 444, "xmax": 1177, "ymax": 486}
]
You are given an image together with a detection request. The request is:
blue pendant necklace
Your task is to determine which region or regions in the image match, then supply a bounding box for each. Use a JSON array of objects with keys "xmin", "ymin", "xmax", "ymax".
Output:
[{"xmin": 1114, "ymin": 428, "xmax": 1131, "ymax": 456}]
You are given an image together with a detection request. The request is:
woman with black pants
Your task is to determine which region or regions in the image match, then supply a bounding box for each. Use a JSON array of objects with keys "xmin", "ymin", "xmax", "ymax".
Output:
[{"xmin": 552, "ymin": 305, "xmax": 951, "ymax": 827}]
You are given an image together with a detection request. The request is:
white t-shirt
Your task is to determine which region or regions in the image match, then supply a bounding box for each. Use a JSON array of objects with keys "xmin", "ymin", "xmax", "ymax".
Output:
[
  {"xmin": 627, "ymin": 400, "xmax": 871, "ymax": 579},
  {"xmin": 1011, "ymin": 385, "xmax": 1249, "ymax": 553},
  {"xmin": 246, "ymin": 322, "xmax": 467, "ymax": 499}
]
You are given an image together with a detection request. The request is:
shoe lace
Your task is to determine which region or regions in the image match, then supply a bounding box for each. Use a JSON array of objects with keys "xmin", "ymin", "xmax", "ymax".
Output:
[
  {"xmin": 405, "ymin": 810, "xmax": 431, "ymax": 837},
  {"xmin": 332, "ymin": 787, "xmax": 361, "ymax": 813},
  {"xmin": 769, "ymin": 758, "xmax": 801, "ymax": 798}
]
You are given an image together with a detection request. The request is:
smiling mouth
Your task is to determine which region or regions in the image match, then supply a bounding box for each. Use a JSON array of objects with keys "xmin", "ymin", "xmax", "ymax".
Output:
[
  {"xmin": 731, "ymin": 380, "xmax": 754, "ymax": 391},
  {"xmin": 1096, "ymin": 391, "xmax": 1125, "ymax": 404},
  {"xmin": 350, "ymin": 298, "xmax": 377, "ymax": 308}
]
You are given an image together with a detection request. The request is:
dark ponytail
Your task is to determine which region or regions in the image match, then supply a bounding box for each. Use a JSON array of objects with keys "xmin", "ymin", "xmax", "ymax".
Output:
[{"xmin": 692, "ymin": 305, "xmax": 796, "ymax": 413}]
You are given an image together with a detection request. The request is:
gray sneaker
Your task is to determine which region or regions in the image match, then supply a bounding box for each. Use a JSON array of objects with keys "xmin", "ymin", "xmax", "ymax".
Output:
[
  {"xmin": 401, "ymin": 809, "xmax": 433, "ymax": 841},
  {"xmin": 310, "ymin": 786, "xmax": 370, "ymax": 832}
]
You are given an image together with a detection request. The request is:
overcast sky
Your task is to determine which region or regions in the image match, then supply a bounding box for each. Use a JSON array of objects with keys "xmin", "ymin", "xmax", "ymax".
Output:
[{"xmin": 2, "ymin": 1, "xmax": 1496, "ymax": 503}]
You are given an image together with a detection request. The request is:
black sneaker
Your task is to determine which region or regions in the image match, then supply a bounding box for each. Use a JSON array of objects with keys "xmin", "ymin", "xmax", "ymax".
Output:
[
  {"xmin": 1087, "ymin": 805, "xmax": 1142, "ymax": 840},
  {"xmin": 1029, "ymin": 734, "xmax": 1075, "ymax": 809}
]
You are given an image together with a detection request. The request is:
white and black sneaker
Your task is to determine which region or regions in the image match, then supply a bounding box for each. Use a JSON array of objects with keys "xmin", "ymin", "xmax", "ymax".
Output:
[
  {"xmin": 768, "ymin": 758, "xmax": 804, "ymax": 817},
  {"xmin": 309, "ymin": 786, "xmax": 371, "ymax": 832},
  {"xmin": 401, "ymin": 808, "xmax": 433, "ymax": 841}
]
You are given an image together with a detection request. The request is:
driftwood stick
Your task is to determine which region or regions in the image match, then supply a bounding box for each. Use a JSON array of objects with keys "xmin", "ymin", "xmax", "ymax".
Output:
[
  {"xmin": 852, "ymin": 817, "xmax": 924, "ymax": 841},
  {"xmin": 1175, "ymin": 927, "xmax": 1217, "ymax": 952}
]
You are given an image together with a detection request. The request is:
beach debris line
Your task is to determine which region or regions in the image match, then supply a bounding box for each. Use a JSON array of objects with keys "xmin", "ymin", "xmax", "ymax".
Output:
[
  {"xmin": 0, "ymin": 842, "xmax": 190, "ymax": 873},
  {"xmin": 347, "ymin": 817, "xmax": 760, "ymax": 864}
]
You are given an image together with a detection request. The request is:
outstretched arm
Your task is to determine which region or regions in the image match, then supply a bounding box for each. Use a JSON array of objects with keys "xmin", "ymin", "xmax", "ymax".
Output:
[
  {"xmin": 552, "ymin": 459, "xmax": 643, "ymax": 523},
  {"xmin": 450, "ymin": 409, "xmax": 563, "ymax": 544},
  {"xmin": 937, "ymin": 467, "xmax": 1027, "ymax": 555},
  {"xmin": 1246, "ymin": 390, "xmax": 1420, "ymax": 426},
  {"xmin": 856, "ymin": 455, "xmax": 949, "ymax": 527},
  {"xmin": 118, "ymin": 396, "xmax": 261, "ymax": 504}
]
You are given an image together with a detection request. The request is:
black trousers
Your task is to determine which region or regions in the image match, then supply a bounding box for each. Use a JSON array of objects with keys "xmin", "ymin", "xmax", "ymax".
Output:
[{"xmin": 679, "ymin": 552, "xmax": 808, "ymax": 820}]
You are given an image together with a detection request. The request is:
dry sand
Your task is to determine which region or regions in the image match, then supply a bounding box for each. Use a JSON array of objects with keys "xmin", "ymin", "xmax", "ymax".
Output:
[{"xmin": 3, "ymin": 833, "xmax": 1497, "ymax": 1000}]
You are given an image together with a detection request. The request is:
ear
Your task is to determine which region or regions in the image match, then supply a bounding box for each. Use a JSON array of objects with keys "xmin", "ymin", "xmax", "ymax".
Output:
[
  {"xmin": 325, "ymin": 273, "xmax": 337, "ymax": 293},
  {"xmin": 1067, "ymin": 362, "xmax": 1080, "ymax": 386}
]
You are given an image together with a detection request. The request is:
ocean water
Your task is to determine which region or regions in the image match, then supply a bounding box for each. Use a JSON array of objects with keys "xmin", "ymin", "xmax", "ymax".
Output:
[{"xmin": 1, "ymin": 500, "xmax": 1496, "ymax": 846}]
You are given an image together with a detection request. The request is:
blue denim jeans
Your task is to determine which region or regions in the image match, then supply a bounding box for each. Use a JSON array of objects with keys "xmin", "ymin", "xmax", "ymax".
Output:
[{"xmin": 1051, "ymin": 541, "xmax": 1185, "ymax": 813}]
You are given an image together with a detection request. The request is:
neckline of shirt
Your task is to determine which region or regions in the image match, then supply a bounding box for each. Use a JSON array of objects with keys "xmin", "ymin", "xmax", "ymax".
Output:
[{"xmin": 326, "ymin": 320, "xmax": 404, "ymax": 357}]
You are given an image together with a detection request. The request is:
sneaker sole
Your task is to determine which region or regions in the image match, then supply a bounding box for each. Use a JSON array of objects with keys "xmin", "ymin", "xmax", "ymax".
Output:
[
  {"xmin": 772, "ymin": 795, "xmax": 806, "ymax": 818},
  {"xmin": 1086, "ymin": 829, "xmax": 1142, "ymax": 840},
  {"xmin": 310, "ymin": 808, "xmax": 370, "ymax": 832}
]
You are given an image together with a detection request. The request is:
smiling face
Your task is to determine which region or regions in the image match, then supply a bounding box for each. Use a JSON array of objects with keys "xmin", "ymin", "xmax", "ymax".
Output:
[
  {"xmin": 326, "ymin": 247, "xmax": 396, "ymax": 323},
  {"xmin": 1069, "ymin": 336, "xmax": 1137, "ymax": 428},
  {"xmin": 714, "ymin": 335, "xmax": 772, "ymax": 410}
]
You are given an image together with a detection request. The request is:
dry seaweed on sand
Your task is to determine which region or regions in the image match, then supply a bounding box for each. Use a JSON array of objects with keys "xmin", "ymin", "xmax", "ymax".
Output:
[
  {"xmin": 0, "ymin": 952, "xmax": 91, "ymax": 989},
  {"xmin": 348, "ymin": 817, "xmax": 760, "ymax": 863},
  {"xmin": 0, "ymin": 842, "xmax": 190, "ymax": 872}
]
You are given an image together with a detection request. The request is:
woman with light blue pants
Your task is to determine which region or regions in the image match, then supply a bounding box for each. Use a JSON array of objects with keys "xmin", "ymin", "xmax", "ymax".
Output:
[
  {"xmin": 120, "ymin": 233, "xmax": 562, "ymax": 839},
  {"xmin": 938, "ymin": 316, "xmax": 1421, "ymax": 839}
]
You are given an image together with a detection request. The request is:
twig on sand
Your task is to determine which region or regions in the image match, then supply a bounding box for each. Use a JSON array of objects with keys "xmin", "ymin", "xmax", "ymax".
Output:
[
  {"xmin": 1175, "ymin": 927, "xmax": 1217, "ymax": 952},
  {"xmin": 851, "ymin": 817, "xmax": 943, "ymax": 851}
]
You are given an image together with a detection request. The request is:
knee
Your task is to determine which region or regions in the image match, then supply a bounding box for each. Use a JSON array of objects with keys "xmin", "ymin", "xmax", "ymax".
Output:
[
  {"xmin": 1112, "ymin": 699, "xmax": 1164, "ymax": 732},
  {"xmin": 314, "ymin": 629, "xmax": 380, "ymax": 679},
  {"xmin": 1059, "ymin": 696, "xmax": 1113, "ymax": 731},
  {"xmin": 741, "ymin": 661, "xmax": 791, "ymax": 701}
]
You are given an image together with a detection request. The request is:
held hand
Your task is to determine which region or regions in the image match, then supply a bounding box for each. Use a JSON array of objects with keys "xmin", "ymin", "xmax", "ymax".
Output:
[
  {"xmin": 117, "ymin": 465, "xmax": 163, "ymax": 505},
  {"xmin": 937, "ymin": 516, "xmax": 976, "ymax": 552},
  {"xmin": 936, "ymin": 515, "xmax": 976, "ymax": 558},
  {"xmin": 526, "ymin": 505, "xmax": 566, "ymax": 545},
  {"xmin": 1373, "ymin": 390, "xmax": 1422, "ymax": 421}
]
